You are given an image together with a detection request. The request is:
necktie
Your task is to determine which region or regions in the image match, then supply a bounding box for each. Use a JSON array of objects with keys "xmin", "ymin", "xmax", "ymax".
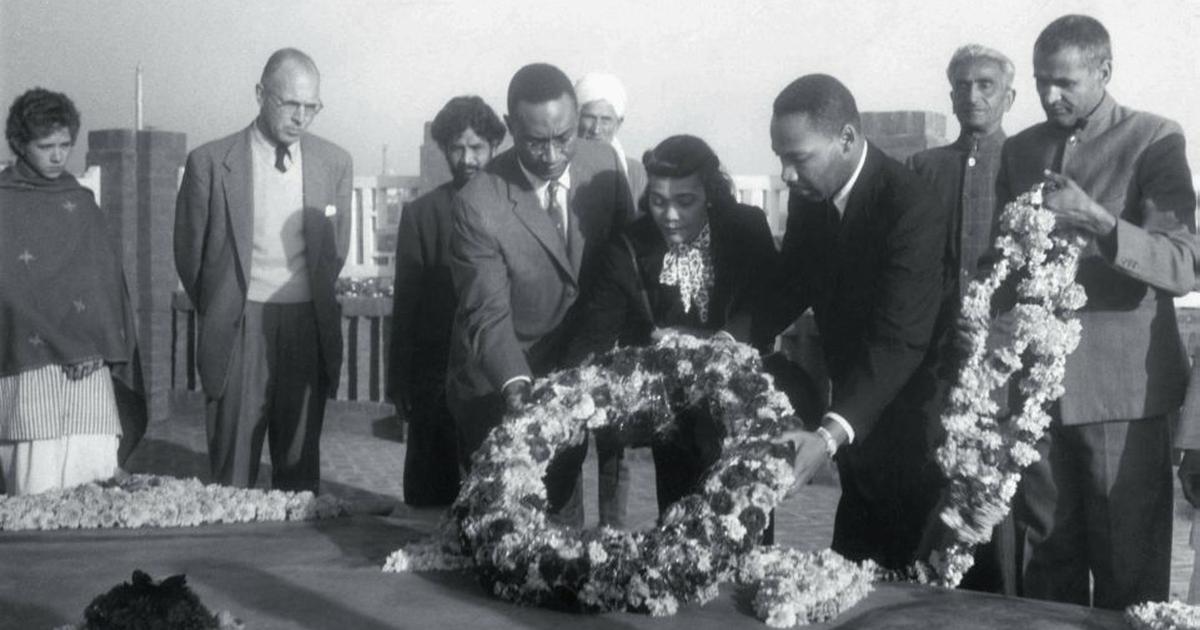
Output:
[
  {"xmin": 824, "ymin": 199, "xmax": 840, "ymax": 229},
  {"xmin": 546, "ymin": 179, "xmax": 565, "ymax": 238},
  {"xmin": 274, "ymin": 144, "xmax": 290, "ymax": 173}
]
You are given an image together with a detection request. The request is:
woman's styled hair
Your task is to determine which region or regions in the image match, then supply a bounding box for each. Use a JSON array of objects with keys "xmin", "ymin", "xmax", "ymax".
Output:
[
  {"xmin": 639, "ymin": 134, "xmax": 736, "ymax": 213},
  {"xmin": 6, "ymin": 88, "xmax": 81, "ymax": 156}
]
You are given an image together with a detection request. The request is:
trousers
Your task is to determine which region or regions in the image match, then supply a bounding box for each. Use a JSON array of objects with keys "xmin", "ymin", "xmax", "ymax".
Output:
[
  {"xmin": 206, "ymin": 301, "xmax": 327, "ymax": 493},
  {"xmin": 1014, "ymin": 414, "xmax": 1172, "ymax": 609}
]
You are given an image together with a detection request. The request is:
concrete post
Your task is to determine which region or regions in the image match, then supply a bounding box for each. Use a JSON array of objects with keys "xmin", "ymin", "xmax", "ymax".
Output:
[{"xmin": 87, "ymin": 129, "xmax": 187, "ymax": 423}]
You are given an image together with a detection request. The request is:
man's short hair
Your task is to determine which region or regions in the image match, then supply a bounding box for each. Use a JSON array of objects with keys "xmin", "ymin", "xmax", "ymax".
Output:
[
  {"xmin": 431, "ymin": 95, "xmax": 506, "ymax": 150},
  {"xmin": 5, "ymin": 87, "xmax": 81, "ymax": 155},
  {"xmin": 946, "ymin": 44, "xmax": 1015, "ymax": 89},
  {"xmin": 261, "ymin": 48, "xmax": 320, "ymax": 85},
  {"xmin": 772, "ymin": 74, "xmax": 861, "ymax": 136},
  {"xmin": 506, "ymin": 63, "xmax": 576, "ymax": 115},
  {"xmin": 1034, "ymin": 14, "xmax": 1112, "ymax": 68}
]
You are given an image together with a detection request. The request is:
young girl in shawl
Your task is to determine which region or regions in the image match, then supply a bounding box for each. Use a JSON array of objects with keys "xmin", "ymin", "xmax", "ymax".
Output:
[{"xmin": 0, "ymin": 88, "xmax": 137, "ymax": 494}]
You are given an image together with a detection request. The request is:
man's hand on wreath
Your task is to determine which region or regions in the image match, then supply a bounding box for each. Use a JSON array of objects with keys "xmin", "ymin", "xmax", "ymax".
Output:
[
  {"xmin": 952, "ymin": 309, "xmax": 1016, "ymax": 360},
  {"xmin": 502, "ymin": 379, "xmax": 532, "ymax": 414},
  {"xmin": 777, "ymin": 429, "xmax": 829, "ymax": 497},
  {"xmin": 651, "ymin": 326, "xmax": 712, "ymax": 341},
  {"xmin": 1179, "ymin": 450, "xmax": 1200, "ymax": 509},
  {"xmin": 1042, "ymin": 170, "xmax": 1117, "ymax": 236}
]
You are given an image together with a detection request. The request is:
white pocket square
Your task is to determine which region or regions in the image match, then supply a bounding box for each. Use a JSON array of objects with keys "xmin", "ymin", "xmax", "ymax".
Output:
[{"xmin": 324, "ymin": 204, "xmax": 337, "ymax": 217}]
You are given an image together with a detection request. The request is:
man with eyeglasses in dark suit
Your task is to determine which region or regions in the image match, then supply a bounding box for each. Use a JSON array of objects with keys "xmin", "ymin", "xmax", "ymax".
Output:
[
  {"xmin": 445, "ymin": 62, "xmax": 633, "ymax": 527},
  {"xmin": 175, "ymin": 48, "xmax": 352, "ymax": 493}
]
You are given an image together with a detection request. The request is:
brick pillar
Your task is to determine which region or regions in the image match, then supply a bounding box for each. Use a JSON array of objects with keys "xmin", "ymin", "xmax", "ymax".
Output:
[
  {"xmin": 86, "ymin": 130, "xmax": 139, "ymax": 278},
  {"xmin": 87, "ymin": 129, "xmax": 187, "ymax": 423},
  {"xmin": 861, "ymin": 111, "xmax": 947, "ymax": 162}
]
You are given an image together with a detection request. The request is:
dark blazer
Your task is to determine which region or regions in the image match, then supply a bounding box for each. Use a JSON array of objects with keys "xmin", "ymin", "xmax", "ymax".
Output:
[
  {"xmin": 995, "ymin": 93, "xmax": 1197, "ymax": 425},
  {"xmin": 174, "ymin": 124, "xmax": 353, "ymax": 398},
  {"xmin": 445, "ymin": 139, "xmax": 632, "ymax": 411},
  {"xmin": 565, "ymin": 202, "xmax": 777, "ymax": 365},
  {"xmin": 388, "ymin": 182, "xmax": 457, "ymax": 405},
  {"xmin": 758, "ymin": 143, "xmax": 947, "ymax": 440}
]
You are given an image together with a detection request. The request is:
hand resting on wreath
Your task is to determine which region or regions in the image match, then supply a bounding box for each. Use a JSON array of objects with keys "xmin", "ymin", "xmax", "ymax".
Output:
[
  {"xmin": 776, "ymin": 428, "xmax": 830, "ymax": 497},
  {"xmin": 651, "ymin": 326, "xmax": 730, "ymax": 342},
  {"xmin": 502, "ymin": 378, "xmax": 532, "ymax": 414}
]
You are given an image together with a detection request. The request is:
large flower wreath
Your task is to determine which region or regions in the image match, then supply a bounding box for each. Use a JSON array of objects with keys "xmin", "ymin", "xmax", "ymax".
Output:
[
  {"xmin": 387, "ymin": 185, "xmax": 1169, "ymax": 627},
  {"xmin": 385, "ymin": 333, "xmax": 876, "ymax": 625}
]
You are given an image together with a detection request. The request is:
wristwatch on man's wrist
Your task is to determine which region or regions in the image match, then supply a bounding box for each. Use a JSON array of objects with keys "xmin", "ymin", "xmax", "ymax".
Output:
[{"xmin": 814, "ymin": 426, "xmax": 839, "ymax": 459}]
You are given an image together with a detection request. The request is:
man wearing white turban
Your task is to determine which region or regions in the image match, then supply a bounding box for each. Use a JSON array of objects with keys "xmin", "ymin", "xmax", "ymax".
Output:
[{"xmin": 576, "ymin": 72, "xmax": 647, "ymax": 210}]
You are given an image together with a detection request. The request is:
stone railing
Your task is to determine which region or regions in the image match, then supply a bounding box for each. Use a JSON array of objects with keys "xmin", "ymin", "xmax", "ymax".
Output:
[
  {"xmin": 170, "ymin": 292, "xmax": 395, "ymax": 414},
  {"xmin": 345, "ymin": 175, "xmax": 424, "ymax": 279}
]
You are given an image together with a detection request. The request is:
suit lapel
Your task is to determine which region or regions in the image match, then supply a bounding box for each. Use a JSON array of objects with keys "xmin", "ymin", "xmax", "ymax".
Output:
[
  {"xmin": 708, "ymin": 209, "xmax": 735, "ymax": 320},
  {"xmin": 839, "ymin": 145, "xmax": 880, "ymax": 236},
  {"xmin": 502, "ymin": 154, "xmax": 575, "ymax": 282},
  {"xmin": 222, "ymin": 127, "xmax": 254, "ymax": 281},
  {"xmin": 300, "ymin": 136, "xmax": 324, "ymax": 263}
]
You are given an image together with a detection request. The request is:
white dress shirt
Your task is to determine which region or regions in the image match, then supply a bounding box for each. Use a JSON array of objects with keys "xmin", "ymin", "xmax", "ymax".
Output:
[{"xmin": 517, "ymin": 159, "xmax": 571, "ymax": 238}]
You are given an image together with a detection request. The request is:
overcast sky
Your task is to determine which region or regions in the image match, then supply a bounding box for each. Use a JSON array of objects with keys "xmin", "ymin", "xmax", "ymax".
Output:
[{"xmin": 2, "ymin": 0, "xmax": 1198, "ymax": 178}]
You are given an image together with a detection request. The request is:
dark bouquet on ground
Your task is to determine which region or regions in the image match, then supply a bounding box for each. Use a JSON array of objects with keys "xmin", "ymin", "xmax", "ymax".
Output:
[{"xmin": 70, "ymin": 570, "xmax": 244, "ymax": 630}]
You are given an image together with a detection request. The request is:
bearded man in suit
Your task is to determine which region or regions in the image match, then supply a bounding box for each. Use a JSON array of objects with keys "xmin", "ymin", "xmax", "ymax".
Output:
[
  {"xmin": 764, "ymin": 74, "xmax": 948, "ymax": 570},
  {"xmin": 446, "ymin": 63, "xmax": 632, "ymax": 526},
  {"xmin": 388, "ymin": 95, "xmax": 506, "ymax": 507},
  {"xmin": 175, "ymin": 48, "xmax": 352, "ymax": 493}
]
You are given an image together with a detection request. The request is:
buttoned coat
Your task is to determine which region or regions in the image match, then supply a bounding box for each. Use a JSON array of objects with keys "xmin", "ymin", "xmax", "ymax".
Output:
[
  {"xmin": 995, "ymin": 94, "xmax": 1198, "ymax": 425},
  {"xmin": 445, "ymin": 140, "xmax": 631, "ymax": 417},
  {"xmin": 388, "ymin": 182, "xmax": 458, "ymax": 406},
  {"xmin": 174, "ymin": 124, "xmax": 353, "ymax": 398}
]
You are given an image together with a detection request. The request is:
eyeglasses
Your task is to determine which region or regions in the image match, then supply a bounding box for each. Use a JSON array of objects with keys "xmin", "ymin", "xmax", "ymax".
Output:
[
  {"xmin": 264, "ymin": 90, "xmax": 324, "ymax": 118},
  {"xmin": 519, "ymin": 131, "xmax": 574, "ymax": 156}
]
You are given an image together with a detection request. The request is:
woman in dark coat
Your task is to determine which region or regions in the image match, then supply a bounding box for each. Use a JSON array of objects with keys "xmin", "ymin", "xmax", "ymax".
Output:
[{"xmin": 566, "ymin": 134, "xmax": 780, "ymax": 530}]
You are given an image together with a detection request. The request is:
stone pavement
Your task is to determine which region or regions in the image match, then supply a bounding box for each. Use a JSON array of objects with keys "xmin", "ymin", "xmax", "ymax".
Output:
[{"xmin": 125, "ymin": 405, "xmax": 1196, "ymax": 601}]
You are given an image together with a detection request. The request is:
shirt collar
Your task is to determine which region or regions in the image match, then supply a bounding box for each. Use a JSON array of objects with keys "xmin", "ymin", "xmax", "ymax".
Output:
[
  {"xmin": 953, "ymin": 127, "xmax": 1007, "ymax": 152},
  {"xmin": 517, "ymin": 157, "xmax": 571, "ymax": 201},
  {"xmin": 250, "ymin": 122, "xmax": 301, "ymax": 169},
  {"xmin": 831, "ymin": 142, "xmax": 868, "ymax": 215},
  {"xmin": 1071, "ymin": 92, "xmax": 1116, "ymax": 142}
]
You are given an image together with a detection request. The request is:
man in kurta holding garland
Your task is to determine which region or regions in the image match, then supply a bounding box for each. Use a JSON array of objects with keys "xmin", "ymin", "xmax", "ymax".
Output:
[{"xmin": 996, "ymin": 15, "xmax": 1197, "ymax": 609}]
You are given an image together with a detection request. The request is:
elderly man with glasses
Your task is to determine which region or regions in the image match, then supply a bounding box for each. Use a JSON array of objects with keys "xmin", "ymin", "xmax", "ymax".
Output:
[{"xmin": 174, "ymin": 48, "xmax": 352, "ymax": 493}]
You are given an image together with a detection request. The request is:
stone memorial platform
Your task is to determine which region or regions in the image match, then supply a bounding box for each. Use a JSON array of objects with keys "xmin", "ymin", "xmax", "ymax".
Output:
[{"xmin": 0, "ymin": 514, "xmax": 1125, "ymax": 630}]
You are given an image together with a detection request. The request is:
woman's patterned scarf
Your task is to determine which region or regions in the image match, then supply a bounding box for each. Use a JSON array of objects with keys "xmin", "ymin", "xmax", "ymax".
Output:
[{"xmin": 658, "ymin": 222, "xmax": 714, "ymax": 322}]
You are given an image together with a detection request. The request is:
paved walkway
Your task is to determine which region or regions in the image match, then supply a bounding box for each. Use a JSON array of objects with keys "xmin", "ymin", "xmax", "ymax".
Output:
[{"xmin": 125, "ymin": 405, "xmax": 1196, "ymax": 601}]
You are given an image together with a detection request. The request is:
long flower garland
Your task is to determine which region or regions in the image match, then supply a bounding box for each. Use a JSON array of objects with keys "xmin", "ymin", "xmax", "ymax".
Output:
[
  {"xmin": 922, "ymin": 185, "xmax": 1087, "ymax": 586},
  {"xmin": 384, "ymin": 332, "xmax": 876, "ymax": 625},
  {"xmin": 0, "ymin": 474, "xmax": 347, "ymax": 530}
]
